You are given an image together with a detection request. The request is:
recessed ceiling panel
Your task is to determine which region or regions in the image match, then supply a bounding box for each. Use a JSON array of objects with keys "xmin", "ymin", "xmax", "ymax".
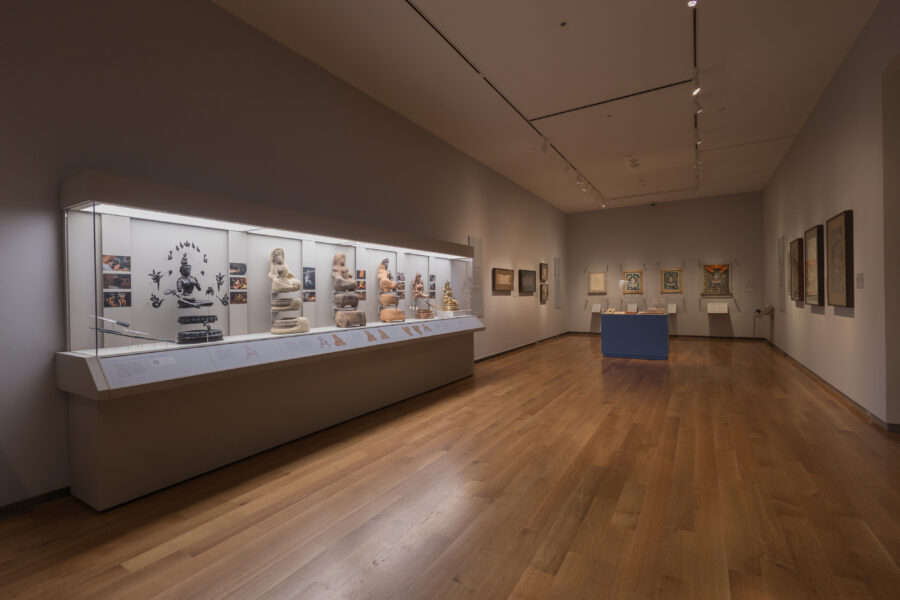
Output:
[
  {"xmin": 697, "ymin": 136, "xmax": 795, "ymax": 194},
  {"xmin": 697, "ymin": 0, "xmax": 878, "ymax": 149},
  {"xmin": 538, "ymin": 84, "xmax": 696, "ymax": 198},
  {"xmin": 415, "ymin": 0, "xmax": 694, "ymax": 119}
]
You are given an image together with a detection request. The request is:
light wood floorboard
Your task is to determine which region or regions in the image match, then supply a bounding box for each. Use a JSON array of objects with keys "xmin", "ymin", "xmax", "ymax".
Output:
[{"xmin": 1, "ymin": 335, "xmax": 899, "ymax": 599}]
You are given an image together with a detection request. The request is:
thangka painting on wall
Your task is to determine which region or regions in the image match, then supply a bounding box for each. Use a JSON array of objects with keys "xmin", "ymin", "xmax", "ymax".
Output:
[
  {"xmin": 622, "ymin": 270, "xmax": 642, "ymax": 295},
  {"xmin": 826, "ymin": 210, "xmax": 853, "ymax": 307},
  {"xmin": 587, "ymin": 272, "xmax": 606, "ymax": 295},
  {"xmin": 701, "ymin": 263, "xmax": 731, "ymax": 297},
  {"xmin": 804, "ymin": 225, "xmax": 824, "ymax": 306},
  {"xmin": 660, "ymin": 268, "xmax": 682, "ymax": 294}
]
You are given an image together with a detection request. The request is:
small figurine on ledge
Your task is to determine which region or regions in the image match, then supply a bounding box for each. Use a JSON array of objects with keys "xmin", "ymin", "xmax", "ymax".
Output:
[
  {"xmin": 412, "ymin": 273, "xmax": 433, "ymax": 319},
  {"xmin": 441, "ymin": 280, "xmax": 460, "ymax": 312}
]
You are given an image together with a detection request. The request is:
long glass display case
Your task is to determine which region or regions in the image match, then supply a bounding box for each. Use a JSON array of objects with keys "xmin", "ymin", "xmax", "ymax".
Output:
[{"xmin": 64, "ymin": 202, "xmax": 474, "ymax": 357}]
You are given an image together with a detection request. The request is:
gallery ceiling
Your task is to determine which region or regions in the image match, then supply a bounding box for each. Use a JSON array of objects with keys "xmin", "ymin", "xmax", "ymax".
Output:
[{"xmin": 212, "ymin": 0, "xmax": 878, "ymax": 212}]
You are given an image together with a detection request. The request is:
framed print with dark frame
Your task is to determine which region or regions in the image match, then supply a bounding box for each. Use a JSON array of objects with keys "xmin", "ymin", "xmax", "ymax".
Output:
[
  {"xmin": 540, "ymin": 283, "xmax": 549, "ymax": 304},
  {"xmin": 789, "ymin": 237, "xmax": 804, "ymax": 301},
  {"xmin": 804, "ymin": 224, "xmax": 824, "ymax": 306},
  {"xmin": 539, "ymin": 263, "xmax": 548, "ymax": 283},
  {"xmin": 518, "ymin": 269, "xmax": 537, "ymax": 294},
  {"xmin": 826, "ymin": 210, "xmax": 853, "ymax": 307},
  {"xmin": 659, "ymin": 268, "xmax": 682, "ymax": 294},
  {"xmin": 492, "ymin": 268, "xmax": 514, "ymax": 292}
]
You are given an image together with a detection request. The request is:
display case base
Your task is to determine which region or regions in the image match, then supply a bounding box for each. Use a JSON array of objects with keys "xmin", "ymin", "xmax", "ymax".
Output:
[{"xmin": 63, "ymin": 329, "xmax": 477, "ymax": 511}]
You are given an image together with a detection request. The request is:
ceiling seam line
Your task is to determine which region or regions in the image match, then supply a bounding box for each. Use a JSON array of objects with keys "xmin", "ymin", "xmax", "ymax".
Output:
[
  {"xmin": 692, "ymin": 8, "xmax": 698, "ymax": 69},
  {"xmin": 608, "ymin": 186, "xmax": 700, "ymax": 202},
  {"xmin": 403, "ymin": 0, "xmax": 482, "ymax": 74},
  {"xmin": 402, "ymin": 0, "xmax": 603, "ymax": 199},
  {"xmin": 701, "ymin": 135, "xmax": 797, "ymax": 153},
  {"xmin": 530, "ymin": 79, "xmax": 695, "ymax": 122}
]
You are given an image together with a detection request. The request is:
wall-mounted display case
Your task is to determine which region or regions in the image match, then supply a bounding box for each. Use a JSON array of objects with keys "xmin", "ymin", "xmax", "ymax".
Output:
[
  {"xmin": 65, "ymin": 200, "xmax": 474, "ymax": 357},
  {"xmin": 57, "ymin": 172, "xmax": 483, "ymax": 510}
]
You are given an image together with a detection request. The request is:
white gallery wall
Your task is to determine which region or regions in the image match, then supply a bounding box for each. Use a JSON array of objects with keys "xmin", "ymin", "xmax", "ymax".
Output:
[
  {"xmin": 0, "ymin": 0, "xmax": 565, "ymax": 507},
  {"xmin": 762, "ymin": 0, "xmax": 900, "ymax": 425},
  {"xmin": 566, "ymin": 193, "xmax": 764, "ymax": 338}
]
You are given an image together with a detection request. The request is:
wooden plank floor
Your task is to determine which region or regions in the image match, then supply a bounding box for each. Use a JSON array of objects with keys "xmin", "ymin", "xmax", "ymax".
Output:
[{"xmin": 2, "ymin": 335, "xmax": 899, "ymax": 599}]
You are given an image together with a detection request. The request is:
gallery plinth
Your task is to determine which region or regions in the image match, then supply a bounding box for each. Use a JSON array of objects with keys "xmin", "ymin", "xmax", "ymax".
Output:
[{"xmin": 600, "ymin": 313, "xmax": 669, "ymax": 360}]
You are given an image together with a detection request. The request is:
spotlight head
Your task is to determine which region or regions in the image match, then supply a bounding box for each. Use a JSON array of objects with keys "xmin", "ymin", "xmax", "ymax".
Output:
[
  {"xmin": 692, "ymin": 85, "xmax": 701, "ymax": 96},
  {"xmin": 688, "ymin": 0, "xmax": 698, "ymax": 7}
]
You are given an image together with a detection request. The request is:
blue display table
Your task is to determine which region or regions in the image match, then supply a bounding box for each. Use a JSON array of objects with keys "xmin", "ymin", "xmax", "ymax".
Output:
[{"xmin": 600, "ymin": 313, "xmax": 669, "ymax": 360}]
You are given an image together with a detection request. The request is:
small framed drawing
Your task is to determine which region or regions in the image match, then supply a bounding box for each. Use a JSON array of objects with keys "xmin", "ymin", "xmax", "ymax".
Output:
[
  {"xmin": 804, "ymin": 224, "xmax": 824, "ymax": 306},
  {"xmin": 492, "ymin": 268, "xmax": 514, "ymax": 292},
  {"xmin": 539, "ymin": 263, "xmax": 549, "ymax": 283},
  {"xmin": 587, "ymin": 272, "xmax": 607, "ymax": 295},
  {"xmin": 789, "ymin": 237, "xmax": 804, "ymax": 301},
  {"xmin": 701, "ymin": 263, "xmax": 731, "ymax": 297},
  {"xmin": 826, "ymin": 210, "xmax": 853, "ymax": 307},
  {"xmin": 519, "ymin": 269, "xmax": 537, "ymax": 293},
  {"xmin": 540, "ymin": 283, "xmax": 549, "ymax": 304},
  {"xmin": 660, "ymin": 268, "xmax": 682, "ymax": 294},
  {"xmin": 622, "ymin": 270, "xmax": 642, "ymax": 294}
]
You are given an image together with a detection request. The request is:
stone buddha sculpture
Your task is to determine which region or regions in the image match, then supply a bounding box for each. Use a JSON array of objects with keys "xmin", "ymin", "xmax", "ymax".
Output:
[
  {"xmin": 377, "ymin": 258, "xmax": 405, "ymax": 322},
  {"xmin": 269, "ymin": 248, "xmax": 302, "ymax": 293},
  {"xmin": 377, "ymin": 258, "xmax": 398, "ymax": 292},
  {"xmin": 332, "ymin": 252, "xmax": 366, "ymax": 327},
  {"xmin": 442, "ymin": 280, "xmax": 460, "ymax": 311},
  {"xmin": 332, "ymin": 253, "xmax": 357, "ymax": 292}
]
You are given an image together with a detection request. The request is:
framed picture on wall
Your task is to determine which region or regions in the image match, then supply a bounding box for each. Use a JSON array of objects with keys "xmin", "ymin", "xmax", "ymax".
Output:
[
  {"xmin": 660, "ymin": 268, "xmax": 682, "ymax": 294},
  {"xmin": 826, "ymin": 210, "xmax": 853, "ymax": 307},
  {"xmin": 700, "ymin": 263, "xmax": 732, "ymax": 297},
  {"xmin": 622, "ymin": 270, "xmax": 642, "ymax": 295},
  {"xmin": 789, "ymin": 238, "xmax": 804, "ymax": 301},
  {"xmin": 519, "ymin": 269, "xmax": 537, "ymax": 293},
  {"xmin": 539, "ymin": 263, "xmax": 549, "ymax": 283},
  {"xmin": 540, "ymin": 283, "xmax": 549, "ymax": 304},
  {"xmin": 492, "ymin": 268, "xmax": 514, "ymax": 292},
  {"xmin": 805, "ymin": 224, "xmax": 824, "ymax": 306},
  {"xmin": 587, "ymin": 272, "xmax": 607, "ymax": 295}
]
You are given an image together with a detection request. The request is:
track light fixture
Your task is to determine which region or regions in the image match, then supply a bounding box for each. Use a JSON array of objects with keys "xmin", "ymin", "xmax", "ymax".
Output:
[
  {"xmin": 688, "ymin": 0, "xmax": 698, "ymax": 7},
  {"xmin": 694, "ymin": 101, "xmax": 704, "ymax": 115},
  {"xmin": 692, "ymin": 80, "xmax": 701, "ymax": 96}
]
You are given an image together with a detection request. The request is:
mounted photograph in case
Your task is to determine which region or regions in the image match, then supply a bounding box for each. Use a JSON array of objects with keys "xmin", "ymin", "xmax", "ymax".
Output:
[
  {"xmin": 790, "ymin": 237, "xmax": 804, "ymax": 301},
  {"xmin": 826, "ymin": 210, "xmax": 853, "ymax": 307},
  {"xmin": 805, "ymin": 224, "xmax": 824, "ymax": 306}
]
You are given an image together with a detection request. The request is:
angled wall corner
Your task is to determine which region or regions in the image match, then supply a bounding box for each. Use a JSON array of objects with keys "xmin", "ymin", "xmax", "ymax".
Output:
[{"xmin": 883, "ymin": 55, "xmax": 900, "ymax": 425}]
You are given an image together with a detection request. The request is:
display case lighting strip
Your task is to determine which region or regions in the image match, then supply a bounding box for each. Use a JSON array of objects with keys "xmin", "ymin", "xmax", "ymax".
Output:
[
  {"xmin": 81, "ymin": 204, "xmax": 256, "ymax": 232},
  {"xmin": 81, "ymin": 204, "xmax": 470, "ymax": 260},
  {"xmin": 247, "ymin": 227, "xmax": 354, "ymax": 246}
]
